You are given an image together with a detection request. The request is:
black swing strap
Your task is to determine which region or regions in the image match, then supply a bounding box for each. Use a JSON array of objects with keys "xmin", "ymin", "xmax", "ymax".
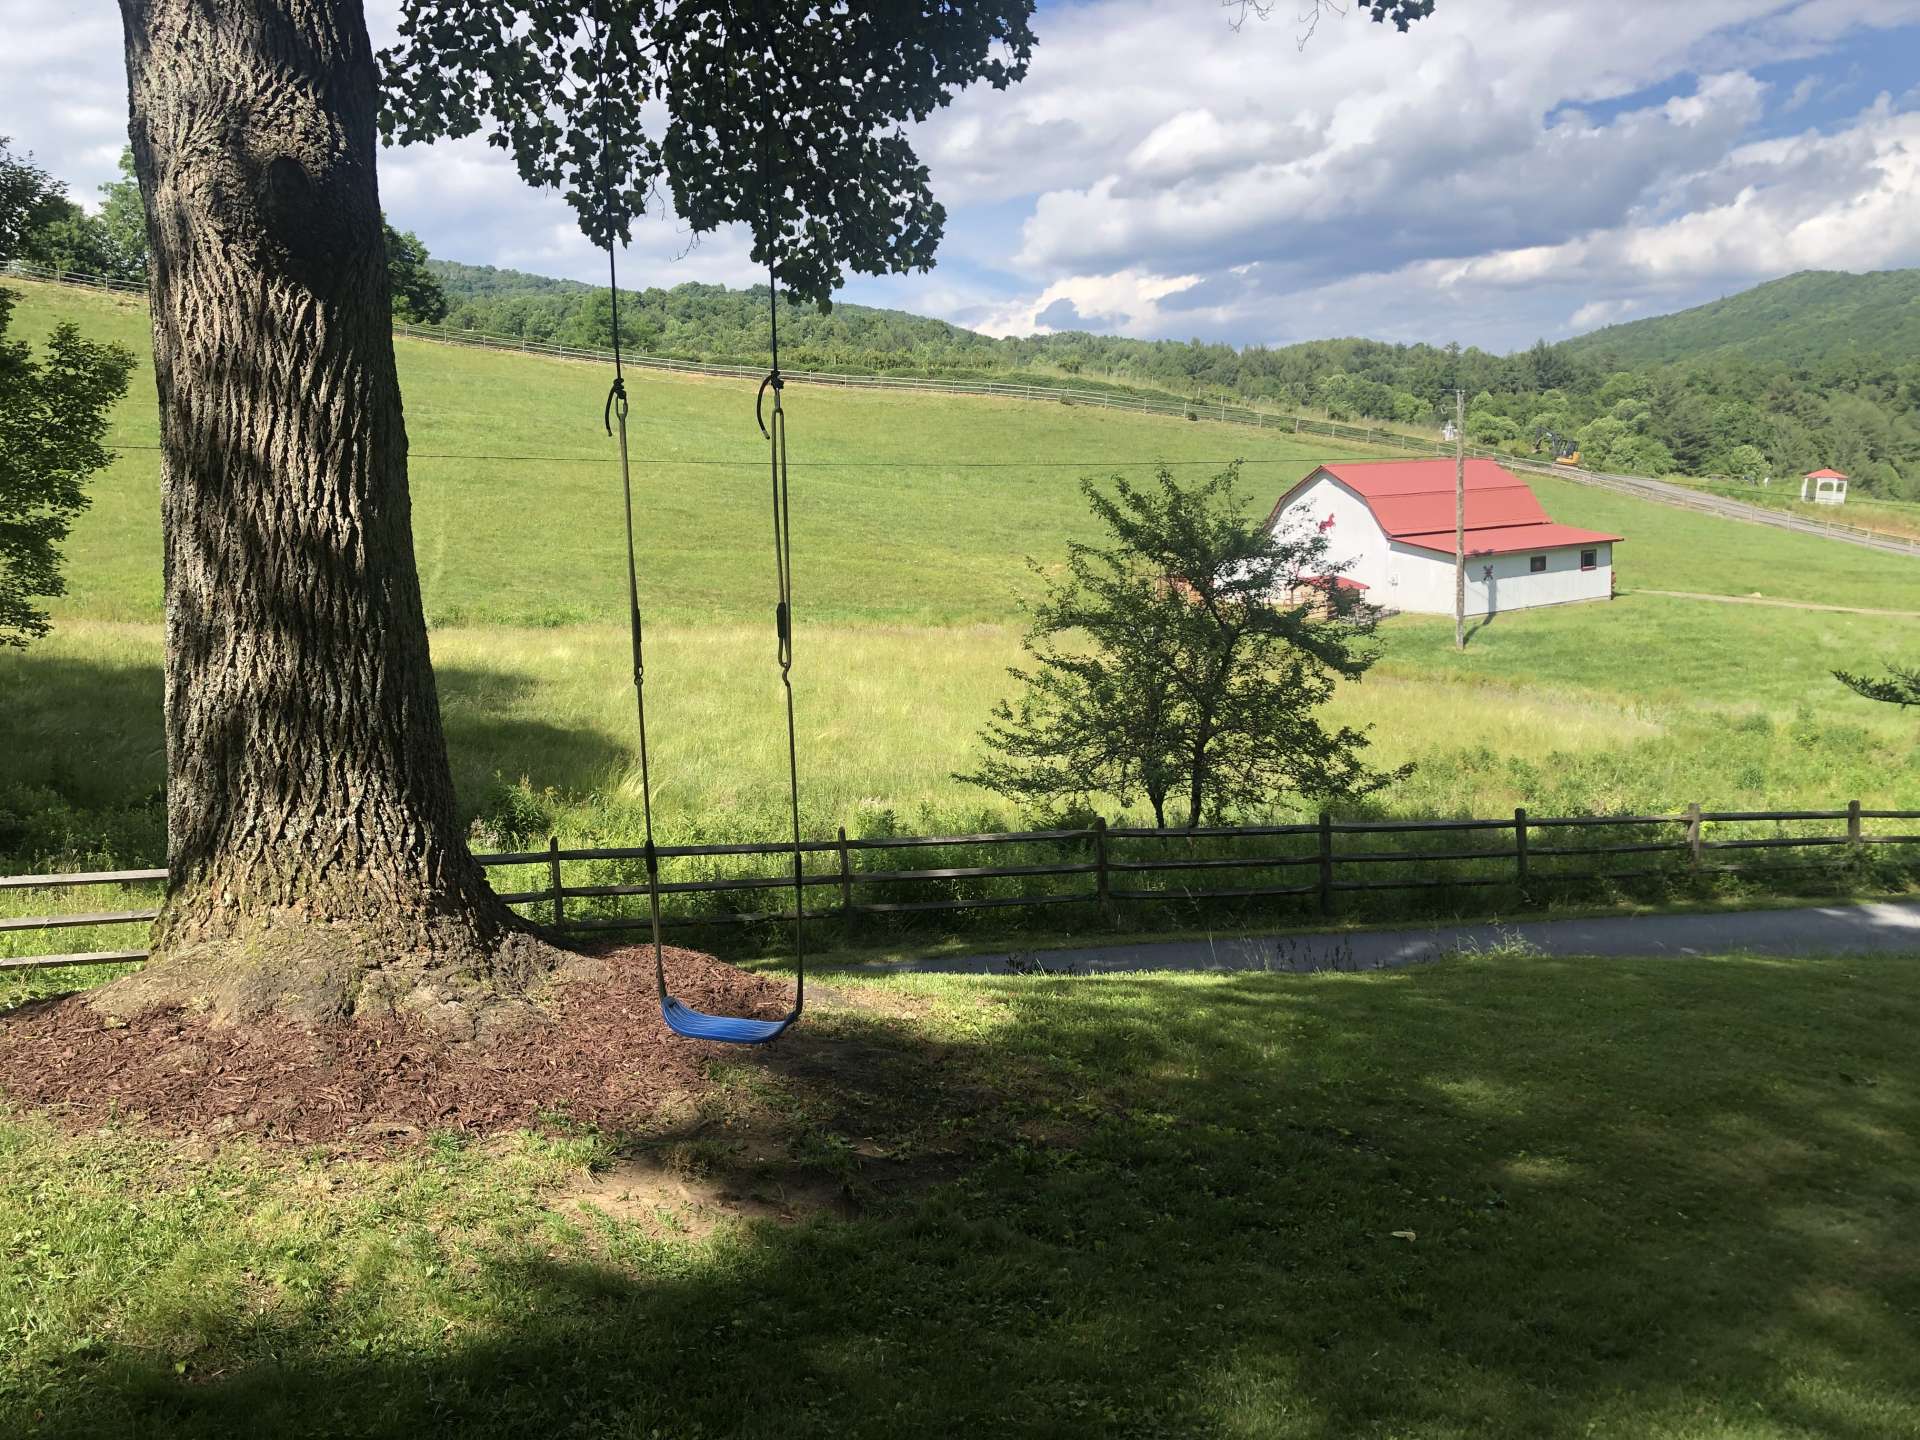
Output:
[
  {"xmin": 585, "ymin": 9, "xmax": 670, "ymax": 1012},
  {"xmin": 588, "ymin": 6, "xmax": 802, "ymax": 1044}
]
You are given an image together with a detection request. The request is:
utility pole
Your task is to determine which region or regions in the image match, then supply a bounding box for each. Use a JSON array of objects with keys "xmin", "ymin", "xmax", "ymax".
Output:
[{"xmin": 1453, "ymin": 387, "xmax": 1466, "ymax": 651}]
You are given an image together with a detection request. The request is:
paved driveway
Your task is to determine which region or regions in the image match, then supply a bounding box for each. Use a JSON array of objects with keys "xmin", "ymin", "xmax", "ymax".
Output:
[{"xmin": 849, "ymin": 900, "xmax": 1920, "ymax": 976}]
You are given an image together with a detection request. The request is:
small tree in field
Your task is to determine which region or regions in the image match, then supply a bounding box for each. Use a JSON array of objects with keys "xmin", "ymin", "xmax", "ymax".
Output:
[
  {"xmin": 0, "ymin": 288, "xmax": 135, "ymax": 646},
  {"xmin": 961, "ymin": 466, "xmax": 1409, "ymax": 829}
]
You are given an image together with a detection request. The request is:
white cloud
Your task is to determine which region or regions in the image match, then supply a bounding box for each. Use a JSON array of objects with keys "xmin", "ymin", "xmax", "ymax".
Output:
[
  {"xmin": 969, "ymin": 269, "xmax": 1204, "ymax": 339},
  {"xmin": 1569, "ymin": 298, "xmax": 1642, "ymax": 331},
  {"xmin": 1427, "ymin": 100, "xmax": 1920, "ymax": 293},
  {"xmin": 7, "ymin": 0, "xmax": 1920, "ymax": 351}
]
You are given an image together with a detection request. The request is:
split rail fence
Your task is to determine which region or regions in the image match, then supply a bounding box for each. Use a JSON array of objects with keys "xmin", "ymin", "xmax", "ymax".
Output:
[{"xmin": 7, "ymin": 803, "xmax": 1917, "ymax": 972}]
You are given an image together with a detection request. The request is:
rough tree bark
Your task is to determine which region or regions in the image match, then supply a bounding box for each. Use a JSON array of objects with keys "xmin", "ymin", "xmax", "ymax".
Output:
[{"xmin": 98, "ymin": 0, "xmax": 557, "ymax": 1032}]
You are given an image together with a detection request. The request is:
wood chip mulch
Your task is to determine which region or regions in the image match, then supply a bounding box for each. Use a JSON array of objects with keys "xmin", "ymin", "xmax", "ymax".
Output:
[{"xmin": 0, "ymin": 945, "xmax": 792, "ymax": 1151}]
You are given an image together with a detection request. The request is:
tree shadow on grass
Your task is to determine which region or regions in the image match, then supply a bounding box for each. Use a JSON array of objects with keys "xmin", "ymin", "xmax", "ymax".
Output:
[
  {"xmin": 14, "ymin": 955, "xmax": 1920, "ymax": 1439},
  {"xmin": 0, "ymin": 645, "xmax": 165, "ymax": 815},
  {"xmin": 435, "ymin": 663, "xmax": 636, "ymax": 822},
  {"xmin": 0, "ymin": 647, "xmax": 630, "ymax": 861}
]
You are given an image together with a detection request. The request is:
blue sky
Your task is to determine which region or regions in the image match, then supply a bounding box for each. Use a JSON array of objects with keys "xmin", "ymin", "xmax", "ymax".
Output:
[{"xmin": 5, "ymin": 0, "xmax": 1918, "ymax": 353}]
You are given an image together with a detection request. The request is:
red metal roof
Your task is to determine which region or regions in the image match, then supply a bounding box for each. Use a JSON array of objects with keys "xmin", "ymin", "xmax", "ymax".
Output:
[
  {"xmin": 1368, "ymin": 486, "xmax": 1547, "ymax": 535},
  {"xmin": 1396, "ymin": 523, "xmax": 1623, "ymax": 557},
  {"xmin": 1805, "ymin": 468, "xmax": 1848, "ymax": 480},
  {"xmin": 1268, "ymin": 458, "xmax": 1624, "ymax": 559},
  {"xmin": 1319, "ymin": 458, "xmax": 1531, "ymax": 498}
]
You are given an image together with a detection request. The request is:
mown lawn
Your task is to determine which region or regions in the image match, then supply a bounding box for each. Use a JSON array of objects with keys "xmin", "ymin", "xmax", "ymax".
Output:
[{"xmin": 2, "ymin": 951, "xmax": 1917, "ymax": 1437}]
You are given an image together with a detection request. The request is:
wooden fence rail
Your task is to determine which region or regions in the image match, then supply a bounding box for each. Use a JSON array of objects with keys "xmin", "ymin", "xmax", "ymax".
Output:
[{"xmin": 5, "ymin": 803, "xmax": 1918, "ymax": 972}]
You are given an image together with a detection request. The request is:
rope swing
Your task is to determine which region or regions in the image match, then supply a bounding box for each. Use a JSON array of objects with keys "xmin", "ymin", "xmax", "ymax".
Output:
[{"xmin": 591, "ymin": 6, "xmax": 804, "ymax": 1044}]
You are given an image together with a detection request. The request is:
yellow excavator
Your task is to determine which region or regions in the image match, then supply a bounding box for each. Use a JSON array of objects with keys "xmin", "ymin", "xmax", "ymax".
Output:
[{"xmin": 1537, "ymin": 428, "xmax": 1582, "ymax": 467}]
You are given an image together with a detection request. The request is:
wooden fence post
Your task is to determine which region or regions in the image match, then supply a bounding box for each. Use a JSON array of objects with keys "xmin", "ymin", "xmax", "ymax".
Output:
[
  {"xmin": 1685, "ymin": 803, "xmax": 1703, "ymax": 870},
  {"xmin": 1093, "ymin": 817, "xmax": 1114, "ymax": 927},
  {"xmin": 547, "ymin": 834, "xmax": 565, "ymax": 930},
  {"xmin": 837, "ymin": 826, "xmax": 854, "ymax": 936},
  {"xmin": 1847, "ymin": 800, "xmax": 1863, "ymax": 869},
  {"xmin": 1318, "ymin": 812, "xmax": 1334, "ymax": 916},
  {"xmin": 1514, "ymin": 807, "xmax": 1529, "ymax": 891}
]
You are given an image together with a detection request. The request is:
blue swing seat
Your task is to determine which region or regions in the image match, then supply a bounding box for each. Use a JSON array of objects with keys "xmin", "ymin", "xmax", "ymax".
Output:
[{"xmin": 660, "ymin": 995, "xmax": 798, "ymax": 1046}]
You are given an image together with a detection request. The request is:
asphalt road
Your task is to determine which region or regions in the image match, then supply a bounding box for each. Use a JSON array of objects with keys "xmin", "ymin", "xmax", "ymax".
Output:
[{"xmin": 850, "ymin": 900, "xmax": 1920, "ymax": 976}]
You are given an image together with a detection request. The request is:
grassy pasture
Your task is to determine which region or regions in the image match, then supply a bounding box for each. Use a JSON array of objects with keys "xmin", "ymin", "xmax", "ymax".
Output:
[
  {"xmin": 6, "ymin": 279, "xmax": 1406, "ymax": 628},
  {"xmin": 3, "ymin": 951, "xmax": 1917, "ymax": 1437},
  {"xmin": 6, "ymin": 603, "xmax": 1915, "ymax": 976},
  {"xmin": 13, "ymin": 276, "xmax": 1920, "ymax": 624},
  {"xmin": 3, "ymin": 276, "xmax": 1918, "ymax": 896}
]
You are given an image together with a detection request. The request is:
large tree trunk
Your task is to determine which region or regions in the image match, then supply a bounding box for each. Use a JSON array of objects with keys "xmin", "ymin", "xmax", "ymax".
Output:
[{"xmin": 99, "ymin": 0, "xmax": 551, "ymax": 1032}]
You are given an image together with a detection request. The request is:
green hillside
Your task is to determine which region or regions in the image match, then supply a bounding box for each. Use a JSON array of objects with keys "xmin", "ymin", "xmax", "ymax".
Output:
[
  {"xmin": 425, "ymin": 261, "xmax": 1920, "ymax": 499},
  {"xmin": 1563, "ymin": 269, "xmax": 1920, "ymax": 367},
  {"xmin": 4, "ymin": 273, "xmax": 1917, "ymax": 882},
  {"xmin": 3, "ymin": 276, "xmax": 1406, "ymax": 628}
]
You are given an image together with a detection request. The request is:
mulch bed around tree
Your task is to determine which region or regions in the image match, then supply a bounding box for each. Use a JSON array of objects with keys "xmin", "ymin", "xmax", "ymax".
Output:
[{"xmin": 0, "ymin": 945, "xmax": 792, "ymax": 1151}]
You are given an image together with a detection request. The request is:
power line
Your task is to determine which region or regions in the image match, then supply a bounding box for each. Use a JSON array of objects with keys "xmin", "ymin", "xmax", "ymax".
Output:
[{"xmin": 101, "ymin": 440, "xmax": 1350, "ymax": 470}]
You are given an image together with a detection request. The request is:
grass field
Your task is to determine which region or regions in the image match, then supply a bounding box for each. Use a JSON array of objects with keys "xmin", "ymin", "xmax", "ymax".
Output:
[
  {"xmin": 5, "ymin": 279, "xmax": 1412, "ymax": 628},
  {"xmin": 13, "ymin": 276, "xmax": 1920, "ymax": 622},
  {"xmin": 3, "ymin": 951, "xmax": 1916, "ymax": 1437},
  {"xmin": 4, "ymin": 276, "xmax": 1919, "ymax": 886}
]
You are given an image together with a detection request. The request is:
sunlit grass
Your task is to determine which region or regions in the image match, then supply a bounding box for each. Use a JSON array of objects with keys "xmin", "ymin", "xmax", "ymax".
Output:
[
  {"xmin": 13, "ymin": 276, "xmax": 1920, "ymax": 627},
  {"xmin": 6, "ymin": 278, "xmax": 1409, "ymax": 628},
  {"xmin": 5, "ymin": 278, "xmax": 1917, "ymax": 902},
  {"xmin": 2, "ymin": 952, "xmax": 1917, "ymax": 1436}
]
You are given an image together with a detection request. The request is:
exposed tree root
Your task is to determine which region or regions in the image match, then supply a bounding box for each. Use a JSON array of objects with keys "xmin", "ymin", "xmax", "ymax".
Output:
[{"xmin": 87, "ymin": 907, "xmax": 590, "ymax": 1039}]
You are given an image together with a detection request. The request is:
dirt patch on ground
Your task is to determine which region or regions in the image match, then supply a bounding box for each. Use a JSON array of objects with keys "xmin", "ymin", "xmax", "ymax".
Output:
[
  {"xmin": 561, "ymin": 1151, "xmax": 857, "ymax": 1240},
  {"xmin": 0, "ymin": 945, "xmax": 791, "ymax": 1151}
]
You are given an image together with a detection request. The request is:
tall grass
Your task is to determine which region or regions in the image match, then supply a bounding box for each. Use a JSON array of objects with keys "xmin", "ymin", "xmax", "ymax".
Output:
[{"xmin": 6, "ymin": 614, "xmax": 1915, "ymax": 863}]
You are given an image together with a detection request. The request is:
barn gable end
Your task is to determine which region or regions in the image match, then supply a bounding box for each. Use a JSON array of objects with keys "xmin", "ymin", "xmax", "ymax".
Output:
[{"xmin": 1265, "ymin": 459, "xmax": 1623, "ymax": 617}]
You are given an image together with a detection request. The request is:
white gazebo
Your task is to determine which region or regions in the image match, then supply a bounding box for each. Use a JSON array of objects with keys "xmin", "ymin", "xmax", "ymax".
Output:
[{"xmin": 1801, "ymin": 468, "xmax": 1848, "ymax": 505}]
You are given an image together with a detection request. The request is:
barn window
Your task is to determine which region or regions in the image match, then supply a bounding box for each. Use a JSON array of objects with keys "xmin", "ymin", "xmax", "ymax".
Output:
[
  {"xmin": 1529, "ymin": 555, "xmax": 1547, "ymax": 573},
  {"xmin": 1581, "ymin": 548, "xmax": 1598, "ymax": 570}
]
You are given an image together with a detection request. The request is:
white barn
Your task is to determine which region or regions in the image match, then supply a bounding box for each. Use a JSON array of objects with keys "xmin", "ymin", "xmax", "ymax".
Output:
[{"xmin": 1266, "ymin": 458, "xmax": 1622, "ymax": 617}]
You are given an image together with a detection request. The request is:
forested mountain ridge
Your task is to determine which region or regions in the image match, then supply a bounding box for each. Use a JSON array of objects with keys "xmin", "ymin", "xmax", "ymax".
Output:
[
  {"xmin": 428, "ymin": 260, "xmax": 1920, "ymax": 499},
  {"xmin": 1561, "ymin": 269, "xmax": 1920, "ymax": 367}
]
